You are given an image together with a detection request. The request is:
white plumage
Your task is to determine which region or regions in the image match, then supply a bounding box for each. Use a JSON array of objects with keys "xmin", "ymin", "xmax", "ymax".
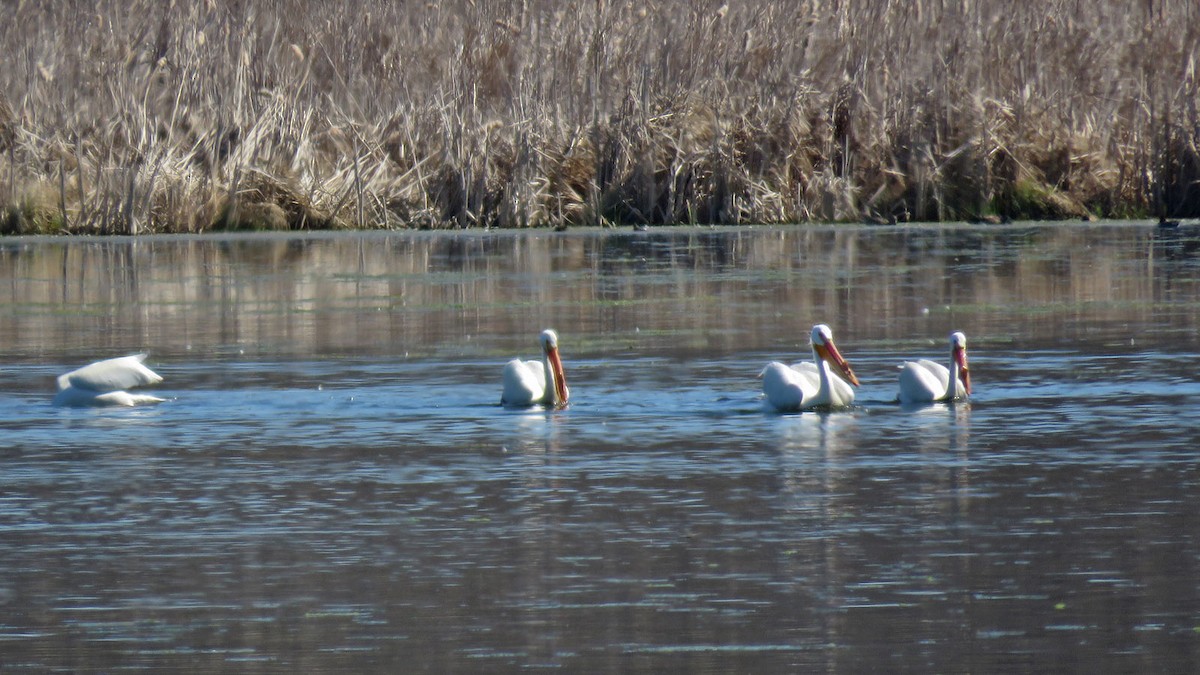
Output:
[
  {"xmin": 53, "ymin": 354, "xmax": 165, "ymax": 407},
  {"xmin": 501, "ymin": 329, "xmax": 569, "ymax": 408},
  {"xmin": 898, "ymin": 331, "xmax": 971, "ymax": 403},
  {"xmin": 762, "ymin": 324, "xmax": 860, "ymax": 411}
]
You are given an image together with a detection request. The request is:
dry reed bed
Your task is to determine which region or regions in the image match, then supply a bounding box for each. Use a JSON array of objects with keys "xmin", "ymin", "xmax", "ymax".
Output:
[{"xmin": 0, "ymin": 0, "xmax": 1197, "ymax": 234}]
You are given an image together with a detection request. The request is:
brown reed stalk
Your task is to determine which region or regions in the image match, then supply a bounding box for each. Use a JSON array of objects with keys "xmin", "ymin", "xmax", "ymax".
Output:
[{"xmin": 0, "ymin": 0, "xmax": 1196, "ymax": 233}]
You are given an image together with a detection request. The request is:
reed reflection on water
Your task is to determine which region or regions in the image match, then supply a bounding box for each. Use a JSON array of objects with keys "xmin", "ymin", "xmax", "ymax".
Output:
[
  {"xmin": 0, "ymin": 223, "xmax": 1199, "ymax": 672},
  {"xmin": 1, "ymin": 224, "xmax": 1198, "ymax": 363}
]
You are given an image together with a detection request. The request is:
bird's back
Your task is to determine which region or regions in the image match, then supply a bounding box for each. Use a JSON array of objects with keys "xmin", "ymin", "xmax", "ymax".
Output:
[
  {"xmin": 761, "ymin": 361, "xmax": 819, "ymax": 411},
  {"xmin": 898, "ymin": 360, "xmax": 950, "ymax": 403},
  {"xmin": 501, "ymin": 358, "xmax": 545, "ymax": 406},
  {"xmin": 58, "ymin": 354, "xmax": 162, "ymax": 393}
]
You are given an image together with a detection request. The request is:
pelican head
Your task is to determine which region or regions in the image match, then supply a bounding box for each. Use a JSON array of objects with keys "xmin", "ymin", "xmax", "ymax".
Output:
[
  {"xmin": 950, "ymin": 330, "xmax": 970, "ymax": 395},
  {"xmin": 539, "ymin": 329, "xmax": 569, "ymax": 407},
  {"xmin": 811, "ymin": 324, "xmax": 860, "ymax": 386}
]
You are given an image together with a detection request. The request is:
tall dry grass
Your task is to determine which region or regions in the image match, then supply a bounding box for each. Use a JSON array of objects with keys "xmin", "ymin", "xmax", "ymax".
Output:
[{"xmin": 0, "ymin": 0, "xmax": 1197, "ymax": 233}]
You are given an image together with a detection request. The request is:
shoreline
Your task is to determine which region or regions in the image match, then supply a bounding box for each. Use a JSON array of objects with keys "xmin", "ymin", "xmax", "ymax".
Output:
[{"xmin": 0, "ymin": 219, "xmax": 1180, "ymax": 245}]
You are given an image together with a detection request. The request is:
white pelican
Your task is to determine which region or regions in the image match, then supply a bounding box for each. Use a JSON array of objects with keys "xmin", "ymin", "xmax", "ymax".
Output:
[
  {"xmin": 53, "ymin": 354, "xmax": 165, "ymax": 407},
  {"xmin": 501, "ymin": 329, "xmax": 569, "ymax": 408},
  {"xmin": 897, "ymin": 331, "xmax": 971, "ymax": 404},
  {"xmin": 761, "ymin": 324, "xmax": 860, "ymax": 411}
]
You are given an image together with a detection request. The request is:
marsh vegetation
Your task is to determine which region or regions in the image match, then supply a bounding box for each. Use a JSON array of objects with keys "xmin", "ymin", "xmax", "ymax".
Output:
[{"xmin": 1, "ymin": 0, "xmax": 1197, "ymax": 233}]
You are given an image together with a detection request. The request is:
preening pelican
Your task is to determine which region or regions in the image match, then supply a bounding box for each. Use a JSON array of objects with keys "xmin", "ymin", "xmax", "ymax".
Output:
[
  {"xmin": 761, "ymin": 324, "xmax": 860, "ymax": 411},
  {"xmin": 501, "ymin": 329, "xmax": 569, "ymax": 408},
  {"xmin": 898, "ymin": 331, "xmax": 971, "ymax": 404},
  {"xmin": 53, "ymin": 353, "xmax": 165, "ymax": 407}
]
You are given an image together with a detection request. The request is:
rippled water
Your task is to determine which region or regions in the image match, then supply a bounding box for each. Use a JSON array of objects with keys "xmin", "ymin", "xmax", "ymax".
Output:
[{"xmin": 1, "ymin": 223, "xmax": 1199, "ymax": 672}]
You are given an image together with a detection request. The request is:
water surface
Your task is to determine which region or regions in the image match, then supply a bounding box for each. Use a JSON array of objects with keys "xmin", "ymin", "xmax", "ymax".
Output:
[{"xmin": 1, "ymin": 223, "xmax": 1199, "ymax": 672}]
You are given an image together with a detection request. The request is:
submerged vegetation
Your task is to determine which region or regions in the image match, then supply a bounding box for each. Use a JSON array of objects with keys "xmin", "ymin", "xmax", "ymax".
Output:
[{"xmin": 0, "ymin": 0, "xmax": 1198, "ymax": 233}]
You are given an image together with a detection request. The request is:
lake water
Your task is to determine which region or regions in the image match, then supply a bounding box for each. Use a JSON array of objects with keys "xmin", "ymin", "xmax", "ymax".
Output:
[{"xmin": 1, "ymin": 223, "xmax": 1199, "ymax": 672}]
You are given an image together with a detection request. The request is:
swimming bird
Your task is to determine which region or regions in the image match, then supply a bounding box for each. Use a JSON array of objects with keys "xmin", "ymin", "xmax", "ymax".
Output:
[
  {"xmin": 897, "ymin": 331, "xmax": 971, "ymax": 404},
  {"xmin": 761, "ymin": 324, "xmax": 860, "ymax": 411},
  {"xmin": 501, "ymin": 329, "xmax": 569, "ymax": 408},
  {"xmin": 52, "ymin": 354, "xmax": 165, "ymax": 407}
]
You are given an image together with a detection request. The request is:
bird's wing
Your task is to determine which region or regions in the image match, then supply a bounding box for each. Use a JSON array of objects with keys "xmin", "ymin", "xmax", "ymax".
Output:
[
  {"xmin": 795, "ymin": 360, "xmax": 856, "ymax": 404},
  {"xmin": 761, "ymin": 361, "xmax": 816, "ymax": 410},
  {"xmin": 913, "ymin": 359, "xmax": 951, "ymax": 391},
  {"xmin": 58, "ymin": 354, "xmax": 163, "ymax": 393},
  {"xmin": 898, "ymin": 359, "xmax": 949, "ymax": 402},
  {"xmin": 787, "ymin": 362, "xmax": 822, "ymax": 389},
  {"xmin": 501, "ymin": 358, "xmax": 545, "ymax": 405}
]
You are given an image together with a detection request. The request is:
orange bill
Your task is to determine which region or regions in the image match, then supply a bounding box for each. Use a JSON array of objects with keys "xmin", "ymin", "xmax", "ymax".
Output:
[
  {"xmin": 954, "ymin": 345, "xmax": 971, "ymax": 395},
  {"xmin": 548, "ymin": 347, "xmax": 569, "ymax": 407},
  {"xmin": 817, "ymin": 340, "xmax": 860, "ymax": 386}
]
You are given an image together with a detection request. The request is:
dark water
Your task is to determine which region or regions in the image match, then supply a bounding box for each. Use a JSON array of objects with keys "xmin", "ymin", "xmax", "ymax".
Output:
[{"xmin": 1, "ymin": 223, "xmax": 1199, "ymax": 672}]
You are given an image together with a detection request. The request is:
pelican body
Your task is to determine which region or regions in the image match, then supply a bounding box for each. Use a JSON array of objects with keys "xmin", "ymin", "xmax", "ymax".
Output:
[
  {"xmin": 53, "ymin": 354, "xmax": 165, "ymax": 407},
  {"xmin": 761, "ymin": 324, "xmax": 860, "ymax": 411},
  {"xmin": 898, "ymin": 331, "xmax": 971, "ymax": 403},
  {"xmin": 501, "ymin": 329, "xmax": 569, "ymax": 408}
]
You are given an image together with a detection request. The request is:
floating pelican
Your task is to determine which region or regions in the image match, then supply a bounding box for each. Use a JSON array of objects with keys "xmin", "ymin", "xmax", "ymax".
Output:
[
  {"xmin": 501, "ymin": 329, "xmax": 569, "ymax": 408},
  {"xmin": 898, "ymin": 331, "xmax": 971, "ymax": 404},
  {"xmin": 761, "ymin": 324, "xmax": 860, "ymax": 411},
  {"xmin": 53, "ymin": 354, "xmax": 165, "ymax": 407}
]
